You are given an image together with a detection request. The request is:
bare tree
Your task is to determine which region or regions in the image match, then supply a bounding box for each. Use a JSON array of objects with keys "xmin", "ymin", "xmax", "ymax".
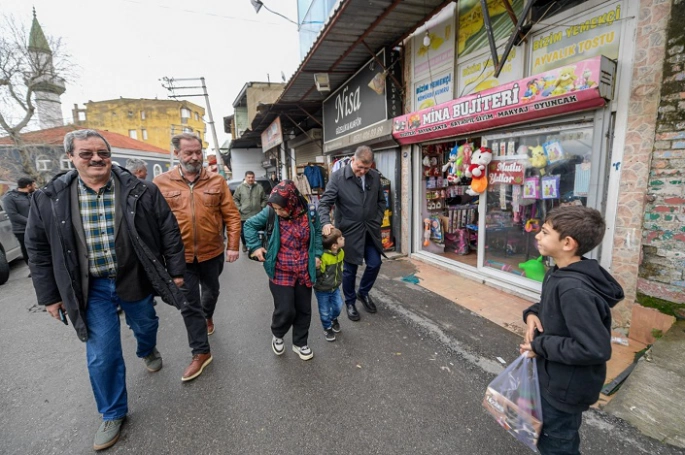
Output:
[{"xmin": 0, "ymin": 13, "xmax": 71, "ymax": 185}]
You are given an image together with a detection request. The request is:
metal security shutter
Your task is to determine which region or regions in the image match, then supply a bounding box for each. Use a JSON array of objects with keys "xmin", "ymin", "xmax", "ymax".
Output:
[{"xmin": 295, "ymin": 141, "xmax": 322, "ymax": 166}]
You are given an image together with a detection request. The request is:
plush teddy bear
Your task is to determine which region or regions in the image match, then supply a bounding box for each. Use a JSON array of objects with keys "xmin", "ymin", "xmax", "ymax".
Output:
[{"xmin": 465, "ymin": 146, "xmax": 493, "ymax": 196}]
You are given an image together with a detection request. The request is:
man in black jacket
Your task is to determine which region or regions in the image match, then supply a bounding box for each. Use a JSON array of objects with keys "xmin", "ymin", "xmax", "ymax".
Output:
[
  {"xmin": 25, "ymin": 130, "xmax": 187, "ymax": 451},
  {"xmin": 318, "ymin": 146, "xmax": 386, "ymax": 321},
  {"xmin": 2, "ymin": 177, "xmax": 36, "ymax": 267}
]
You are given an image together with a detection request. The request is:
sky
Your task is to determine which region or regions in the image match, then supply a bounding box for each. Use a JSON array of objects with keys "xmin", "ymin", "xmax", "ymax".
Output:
[{"xmin": 2, "ymin": 0, "xmax": 302, "ymax": 150}]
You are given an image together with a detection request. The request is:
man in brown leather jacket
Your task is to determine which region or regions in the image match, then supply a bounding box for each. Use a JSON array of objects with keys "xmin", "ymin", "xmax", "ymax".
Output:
[{"xmin": 154, "ymin": 133, "xmax": 241, "ymax": 382}]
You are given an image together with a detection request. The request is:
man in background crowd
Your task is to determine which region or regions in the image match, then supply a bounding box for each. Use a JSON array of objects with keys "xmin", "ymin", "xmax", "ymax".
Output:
[
  {"xmin": 125, "ymin": 158, "xmax": 148, "ymax": 180},
  {"xmin": 2, "ymin": 177, "xmax": 36, "ymax": 270},
  {"xmin": 233, "ymin": 170, "xmax": 267, "ymax": 252}
]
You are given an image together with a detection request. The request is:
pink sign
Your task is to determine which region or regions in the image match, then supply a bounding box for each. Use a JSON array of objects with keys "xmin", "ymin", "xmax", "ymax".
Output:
[
  {"xmin": 488, "ymin": 160, "xmax": 525, "ymax": 185},
  {"xmin": 392, "ymin": 56, "xmax": 614, "ymax": 145}
]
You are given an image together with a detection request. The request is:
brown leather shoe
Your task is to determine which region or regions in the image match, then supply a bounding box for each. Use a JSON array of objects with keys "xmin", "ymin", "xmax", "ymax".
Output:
[
  {"xmin": 181, "ymin": 353, "xmax": 213, "ymax": 382},
  {"xmin": 207, "ymin": 318, "xmax": 215, "ymax": 335}
]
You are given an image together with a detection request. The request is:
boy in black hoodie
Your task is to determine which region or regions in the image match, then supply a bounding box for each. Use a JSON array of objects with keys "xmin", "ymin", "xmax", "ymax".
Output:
[{"xmin": 520, "ymin": 206, "xmax": 624, "ymax": 455}]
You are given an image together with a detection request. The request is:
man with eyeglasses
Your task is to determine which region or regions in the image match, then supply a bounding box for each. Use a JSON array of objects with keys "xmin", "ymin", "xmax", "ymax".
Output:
[
  {"xmin": 25, "ymin": 129, "xmax": 187, "ymax": 450},
  {"xmin": 318, "ymin": 145, "xmax": 386, "ymax": 322},
  {"xmin": 154, "ymin": 133, "xmax": 241, "ymax": 381}
]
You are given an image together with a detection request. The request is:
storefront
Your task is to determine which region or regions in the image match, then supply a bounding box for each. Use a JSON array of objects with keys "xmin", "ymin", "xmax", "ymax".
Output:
[
  {"xmin": 260, "ymin": 117, "xmax": 285, "ymax": 184},
  {"xmin": 394, "ymin": 56, "xmax": 617, "ymax": 296},
  {"xmin": 322, "ymin": 48, "xmax": 403, "ymax": 252}
]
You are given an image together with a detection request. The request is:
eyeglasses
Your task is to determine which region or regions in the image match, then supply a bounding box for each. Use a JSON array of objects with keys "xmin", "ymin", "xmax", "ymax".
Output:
[{"xmin": 74, "ymin": 150, "xmax": 112, "ymax": 160}]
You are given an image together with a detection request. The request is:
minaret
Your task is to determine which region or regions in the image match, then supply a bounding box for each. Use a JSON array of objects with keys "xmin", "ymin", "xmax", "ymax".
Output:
[{"xmin": 29, "ymin": 8, "xmax": 65, "ymax": 129}]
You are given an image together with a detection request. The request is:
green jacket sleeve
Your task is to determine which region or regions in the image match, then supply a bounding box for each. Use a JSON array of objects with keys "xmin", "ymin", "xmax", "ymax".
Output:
[{"xmin": 244, "ymin": 207, "xmax": 269, "ymax": 253}]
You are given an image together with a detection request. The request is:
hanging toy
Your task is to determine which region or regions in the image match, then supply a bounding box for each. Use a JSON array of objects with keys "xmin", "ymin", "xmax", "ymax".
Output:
[
  {"xmin": 465, "ymin": 146, "xmax": 493, "ymax": 196},
  {"xmin": 423, "ymin": 218, "xmax": 431, "ymax": 246}
]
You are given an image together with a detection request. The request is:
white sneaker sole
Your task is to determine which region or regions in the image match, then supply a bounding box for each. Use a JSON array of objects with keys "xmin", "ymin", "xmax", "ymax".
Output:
[
  {"xmin": 272, "ymin": 340, "xmax": 285, "ymax": 356},
  {"xmin": 292, "ymin": 346, "xmax": 314, "ymax": 360}
]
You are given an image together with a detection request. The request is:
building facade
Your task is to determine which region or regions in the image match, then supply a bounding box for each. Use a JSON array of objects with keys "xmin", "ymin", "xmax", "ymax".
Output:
[
  {"xmin": 391, "ymin": 0, "xmax": 682, "ymax": 336},
  {"xmin": 72, "ymin": 98, "xmax": 207, "ymax": 151}
]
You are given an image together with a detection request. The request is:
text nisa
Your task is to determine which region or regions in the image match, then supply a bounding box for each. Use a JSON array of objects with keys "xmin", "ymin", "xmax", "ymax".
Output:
[{"xmin": 335, "ymin": 86, "xmax": 361, "ymax": 123}]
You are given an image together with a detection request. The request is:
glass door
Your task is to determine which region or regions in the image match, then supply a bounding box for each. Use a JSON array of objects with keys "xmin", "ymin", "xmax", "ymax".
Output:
[{"xmin": 481, "ymin": 123, "xmax": 596, "ymax": 284}]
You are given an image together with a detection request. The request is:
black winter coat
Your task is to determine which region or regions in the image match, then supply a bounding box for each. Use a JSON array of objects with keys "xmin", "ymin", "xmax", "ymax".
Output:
[
  {"xmin": 318, "ymin": 165, "xmax": 385, "ymax": 265},
  {"xmin": 25, "ymin": 167, "xmax": 187, "ymax": 342},
  {"xmin": 523, "ymin": 258, "xmax": 624, "ymax": 413},
  {"xmin": 2, "ymin": 189, "xmax": 32, "ymax": 233}
]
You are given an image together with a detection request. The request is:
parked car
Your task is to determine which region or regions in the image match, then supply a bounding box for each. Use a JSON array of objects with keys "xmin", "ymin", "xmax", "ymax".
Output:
[
  {"xmin": 228, "ymin": 177, "xmax": 275, "ymax": 196},
  {"xmin": 0, "ymin": 200, "xmax": 23, "ymax": 285}
]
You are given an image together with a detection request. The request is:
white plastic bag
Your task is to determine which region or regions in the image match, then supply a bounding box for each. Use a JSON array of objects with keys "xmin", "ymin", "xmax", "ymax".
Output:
[{"xmin": 482, "ymin": 354, "xmax": 543, "ymax": 452}]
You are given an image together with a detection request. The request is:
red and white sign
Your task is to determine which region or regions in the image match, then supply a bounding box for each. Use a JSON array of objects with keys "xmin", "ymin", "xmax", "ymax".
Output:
[
  {"xmin": 488, "ymin": 160, "xmax": 525, "ymax": 185},
  {"xmin": 392, "ymin": 56, "xmax": 614, "ymax": 145}
]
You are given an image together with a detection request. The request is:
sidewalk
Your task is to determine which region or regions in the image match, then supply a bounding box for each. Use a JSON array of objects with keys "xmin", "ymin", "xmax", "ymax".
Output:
[{"xmin": 379, "ymin": 256, "xmax": 647, "ymax": 408}]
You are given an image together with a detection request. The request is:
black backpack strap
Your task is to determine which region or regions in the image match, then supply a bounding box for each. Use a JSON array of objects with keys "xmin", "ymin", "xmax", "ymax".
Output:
[{"xmin": 265, "ymin": 206, "xmax": 275, "ymax": 239}]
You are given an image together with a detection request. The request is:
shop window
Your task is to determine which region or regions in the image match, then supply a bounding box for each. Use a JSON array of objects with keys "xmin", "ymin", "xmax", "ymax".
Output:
[
  {"xmin": 420, "ymin": 140, "xmax": 481, "ymax": 267},
  {"xmin": 481, "ymin": 125, "xmax": 594, "ymax": 281}
]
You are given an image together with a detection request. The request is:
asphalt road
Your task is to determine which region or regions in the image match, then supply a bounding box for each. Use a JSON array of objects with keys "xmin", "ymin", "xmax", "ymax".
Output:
[{"xmin": 1, "ymin": 255, "xmax": 683, "ymax": 455}]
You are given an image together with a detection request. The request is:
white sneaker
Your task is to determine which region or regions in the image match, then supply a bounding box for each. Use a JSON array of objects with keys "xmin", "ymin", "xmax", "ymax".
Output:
[
  {"xmin": 292, "ymin": 345, "xmax": 314, "ymax": 361},
  {"xmin": 272, "ymin": 336, "xmax": 285, "ymax": 355}
]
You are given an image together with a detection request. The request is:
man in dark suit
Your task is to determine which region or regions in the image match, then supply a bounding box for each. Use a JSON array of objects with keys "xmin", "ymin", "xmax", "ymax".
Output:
[{"xmin": 318, "ymin": 146, "xmax": 385, "ymax": 321}]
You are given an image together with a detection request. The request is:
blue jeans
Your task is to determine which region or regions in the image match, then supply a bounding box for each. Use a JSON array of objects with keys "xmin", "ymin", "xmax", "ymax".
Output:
[
  {"xmin": 342, "ymin": 234, "xmax": 382, "ymax": 305},
  {"xmin": 537, "ymin": 395, "xmax": 582, "ymax": 455},
  {"xmin": 85, "ymin": 278, "xmax": 158, "ymax": 421},
  {"xmin": 314, "ymin": 288, "xmax": 344, "ymax": 329}
]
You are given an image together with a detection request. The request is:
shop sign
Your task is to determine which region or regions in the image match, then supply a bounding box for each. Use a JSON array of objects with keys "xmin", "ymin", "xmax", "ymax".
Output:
[
  {"xmin": 413, "ymin": 3, "xmax": 455, "ymax": 81},
  {"xmin": 488, "ymin": 160, "xmax": 525, "ymax": 185},
  {"xmin": 414, "ymin": 69, "xmax": 454, "ymax": 112},
  {"xmin": 531, "ymin": 1, "xmax": 621, "ymax": 74},
  {"xmin": 261, "ymin": 117, "xmax": 283, "ymax": 152},
  {"xmin": 458, "ymin": 0, "xmax": 524, "ymax": 57},
  {"xmin": 323, "ymin": 49, "xmax": 401, "ymax": 144},
  {"xmin": 323, "ymin": 119, "xmax": 393, "ymax": 154},
  {"xmin": 456, "ymin": 45, "xmax": 524, "ymax": 97},
  {"xmin": 392, "ymin": 56, "xmax": 615, "ymax": 145}
]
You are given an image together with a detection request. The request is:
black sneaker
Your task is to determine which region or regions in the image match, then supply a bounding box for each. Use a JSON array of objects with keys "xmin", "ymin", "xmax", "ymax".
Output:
[
  {"xmin": 331, "ymin": 318, "xmax": 341, "ymax": 333},
  {"xmin": 323, "ymin": 328, "xmax": 336, "ymax": 342}
]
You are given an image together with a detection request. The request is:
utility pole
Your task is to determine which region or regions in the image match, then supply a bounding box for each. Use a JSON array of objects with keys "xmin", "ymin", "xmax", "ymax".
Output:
[{"xmin": 160, "ymin": 76, "xmax": 226, "ymax": 178}]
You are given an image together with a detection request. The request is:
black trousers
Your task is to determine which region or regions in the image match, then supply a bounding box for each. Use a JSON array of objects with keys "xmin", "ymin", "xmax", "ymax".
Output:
[
  {"xmin": 240, "ymin": 220, "xmax": 246, "ymax": 248},
  {"xmin": 14, "ymin": 232, "xmax": 28, "ymax": 266},
  {"xmin": 179, "ymin": 253, "xmax": 224, "ymax": 355},
  {"xmin": 269, "ymin": 280, "xmax": 312, "ymax": 347}
]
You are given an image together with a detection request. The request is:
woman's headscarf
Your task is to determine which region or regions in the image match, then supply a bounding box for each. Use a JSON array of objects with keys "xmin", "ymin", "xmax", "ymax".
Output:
[{"xmin": 268, "ymin": 179, "xmax": 306, "ymax": 218}]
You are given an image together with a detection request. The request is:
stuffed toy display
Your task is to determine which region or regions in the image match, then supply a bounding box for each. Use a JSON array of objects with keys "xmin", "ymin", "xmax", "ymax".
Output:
[{"xmin": 465, "ymin": 147, "xmax": 493, "ymax": 196}]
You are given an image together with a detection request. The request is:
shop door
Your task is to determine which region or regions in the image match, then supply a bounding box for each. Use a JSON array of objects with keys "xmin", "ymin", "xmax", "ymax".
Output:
[{"xmin": 479, "ymin": 119, "xmax": 604, "ymax": 287}]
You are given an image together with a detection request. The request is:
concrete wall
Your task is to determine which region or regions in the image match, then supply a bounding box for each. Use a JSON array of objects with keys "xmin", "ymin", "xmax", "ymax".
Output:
[
  {"xmin": 230, "ymin": 148, "xmax": 265, "ymax": 183},
  {"xmin": 610, "ymin": 0, "xmax": 673, "ymax": 327},
  {"xmin": 638, "ymin": 0, "xmax": 685, "ymax": 308},
  {"xmin": 245, "ymin": 83, "xmax": 285, "ymax": 126}
]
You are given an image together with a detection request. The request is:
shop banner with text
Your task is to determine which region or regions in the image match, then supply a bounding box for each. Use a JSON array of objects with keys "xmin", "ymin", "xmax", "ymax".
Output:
[
  {"xmin": 531, "ymin": 1, "xmax": 621, "ymax": 74},
  {"xmin": 392, "ymin": 56, "xmax": 612, "ymax": 145}
]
